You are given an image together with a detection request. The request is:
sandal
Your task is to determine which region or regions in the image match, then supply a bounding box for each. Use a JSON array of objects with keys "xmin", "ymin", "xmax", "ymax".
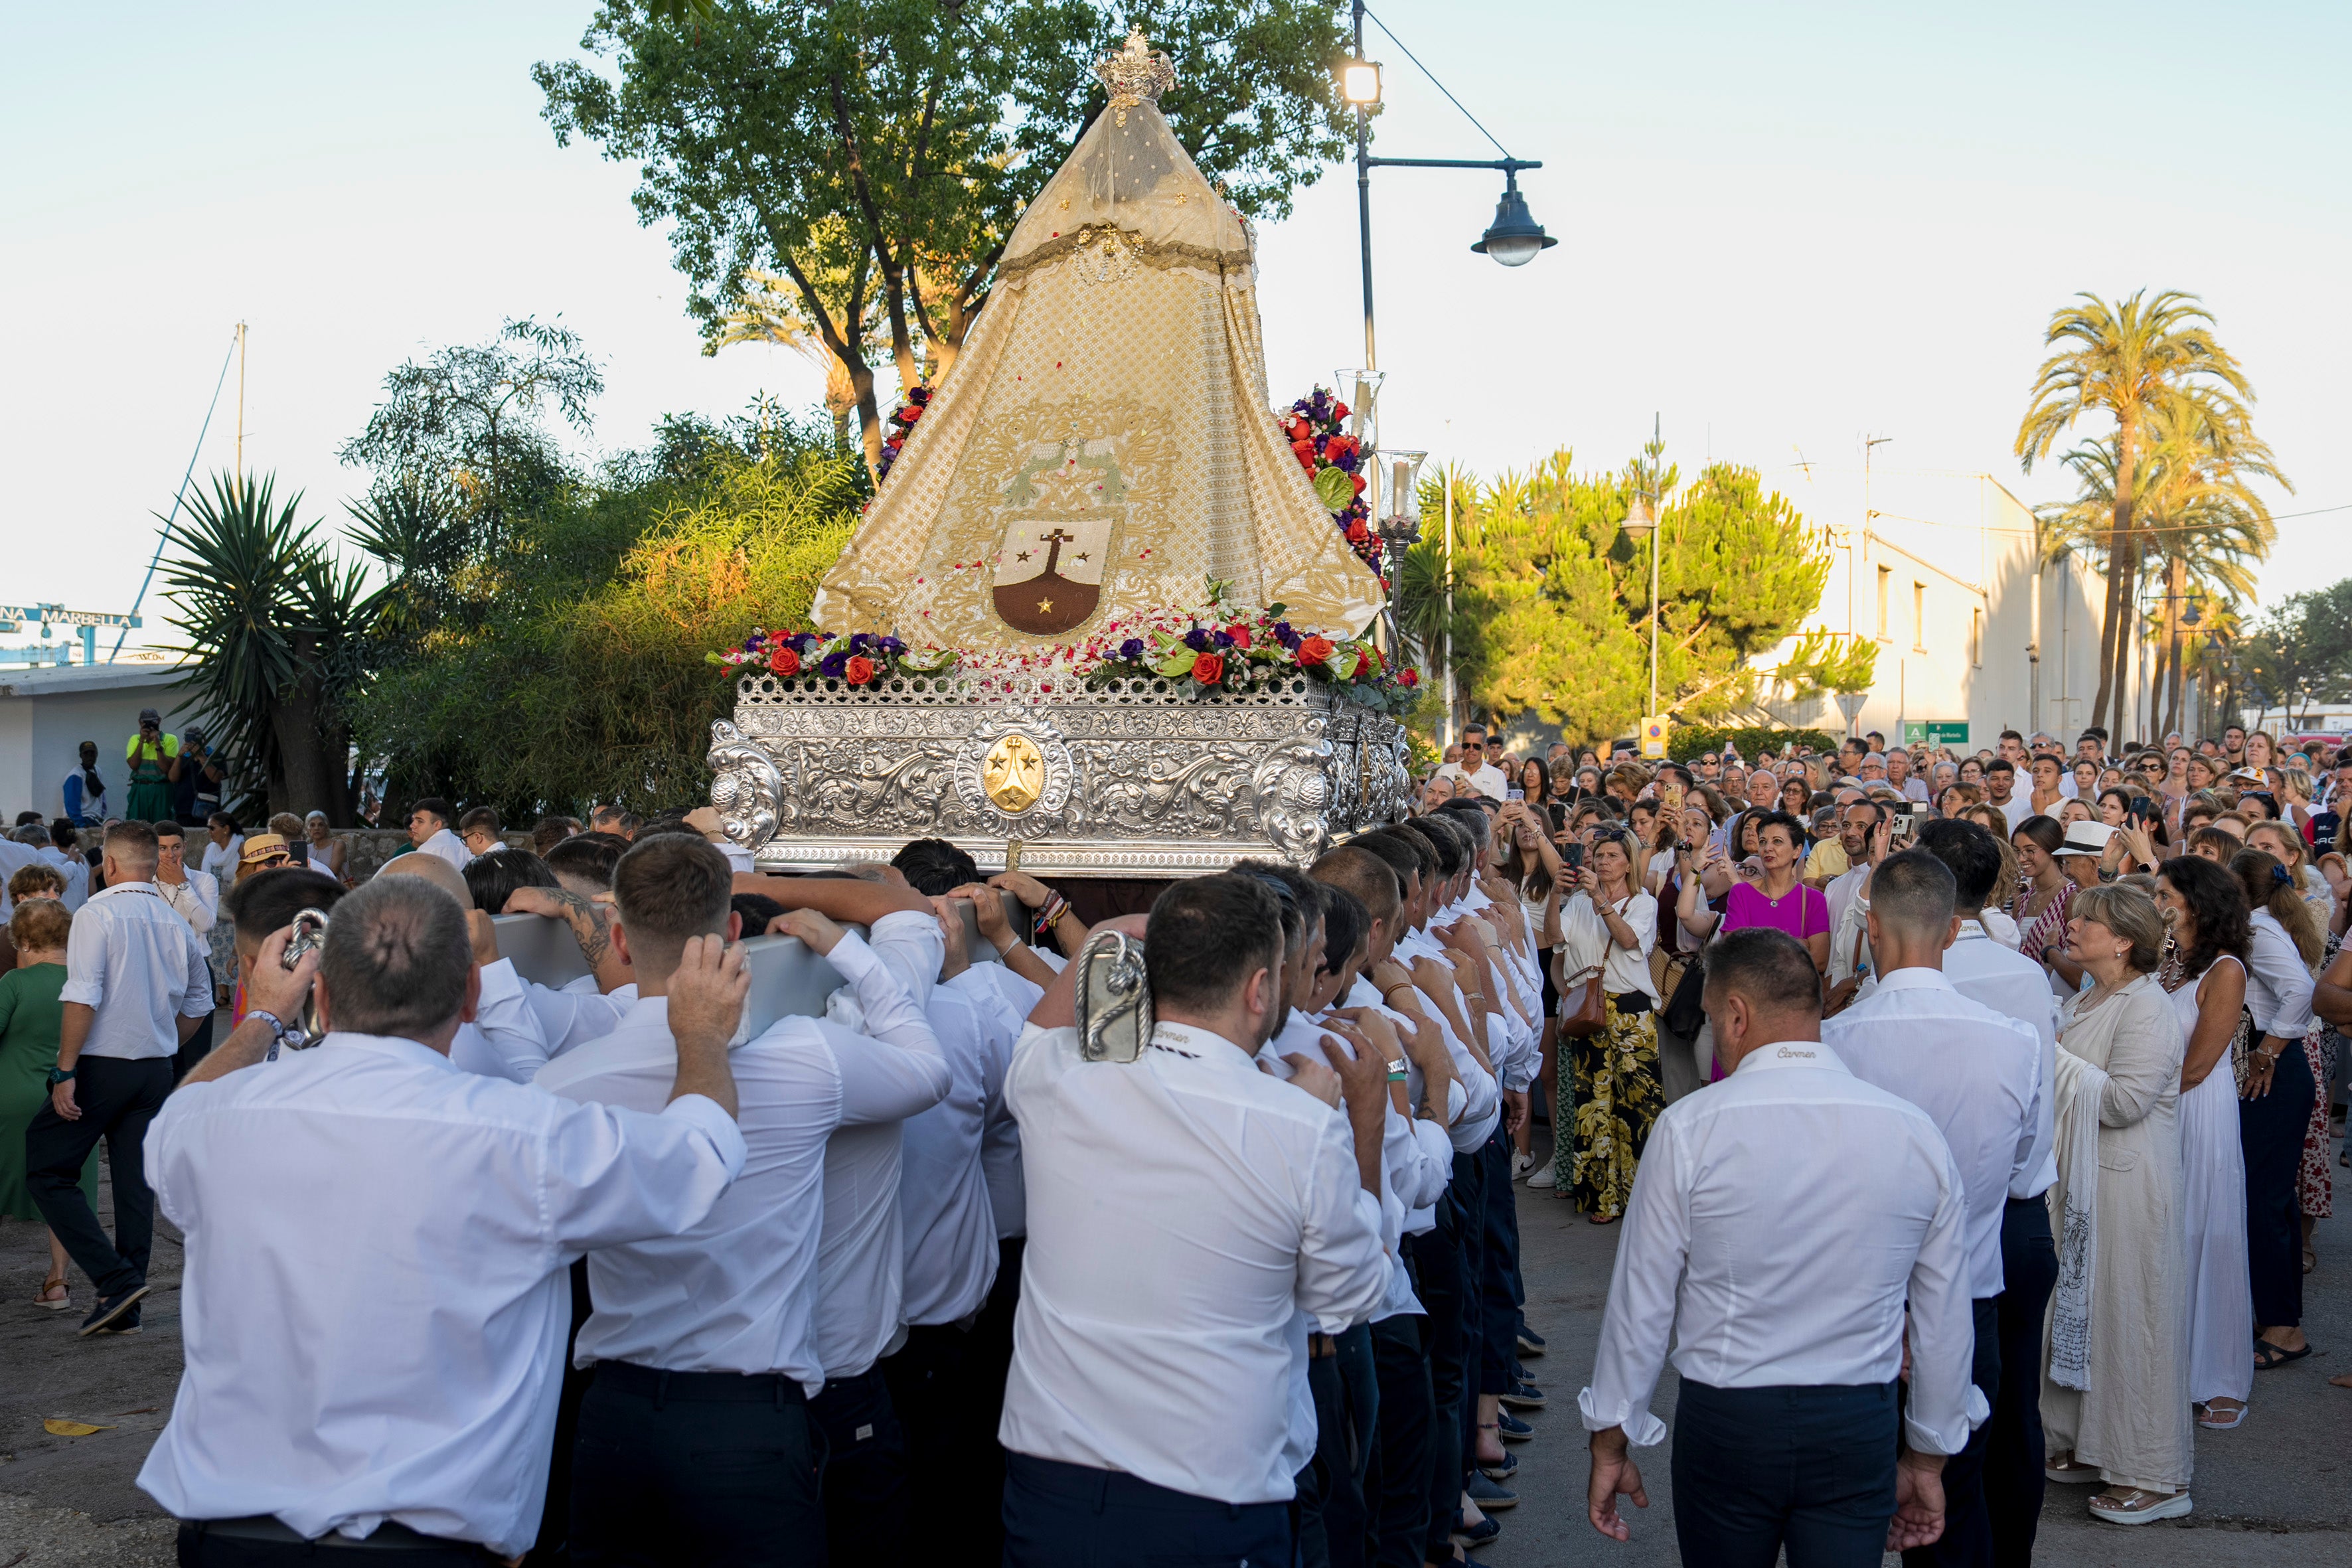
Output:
[
  {"xmin": 2088, "ymin": 1487, "xmax": 2193, "ymax": 1525},
  {"xmin": 2193, "ymin": 1399, "xmax": 2247, "ymax": 1430},
  {"xmin": 2253, "ymin": 1338, "xmax": 2313, "ymax": 1370},
  {"xmin": 2044, "ymin": 1453, "xmax": 2102, "ymax": 1484},
  {"xmin": 1587, "ymin": 1212, "xmax": 1620, "ymax": 1225},
  {"xmin": 32, "ymin": 1275, "xmax": 71, "ymax": 1311},
  {"xmin": 2305, "ymin": 1247, "xmax": 2317, "ymax": 1275}
]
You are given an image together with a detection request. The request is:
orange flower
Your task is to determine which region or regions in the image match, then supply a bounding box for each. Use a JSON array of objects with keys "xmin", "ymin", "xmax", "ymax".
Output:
[
  {"xmin": 844, "ymin": 655, "xmax": 876, "ymax": 685},
  {"xmin": 1192, "ymin": 652, "xmax": 1225, "ymax": 684},
  {"xmin": 1296, "ymin": 635, "xmax": 1334, "ymax": 665},
  {"xmin": 769, "ymin": 647, "xmax": 802, "ymax": 677}
]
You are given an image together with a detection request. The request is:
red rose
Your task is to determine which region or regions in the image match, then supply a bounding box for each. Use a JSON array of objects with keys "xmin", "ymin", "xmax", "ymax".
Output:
[
  {"xmin": 1344, "ymin": 520, "xmax": 1369, "ymax": 543},
  {"xmin": 1225, "ymin": 624, "xmax": 1252, "ymax": 650},
  {"xmin": 1297, "ymin": 635, "xmax": 1334, "ymax": 665},
  {"xmin": 1326, "ymin": 435, "xmax": 1356, "ymax": 463},
  {"xmin": 1400, "ymin": 668, "xmax": 1419, "ymax": 687},
  {"xmin": 1350, "ymin": 473, "xmax": 1366, "ymax": 494},
  {"xmin": 769, "ymin": 647, "xmax": 802, "ymax": 678},
  {"xmin": 1291, "ymin": 437, "xmax": 1316, "ymax": 461},
  {"xmin": 1191, "ymin": 651, "xmax": 1225, "ymax": 684},
  {"xmin": 844, "ymin": 655, "xmax": 876, "ymax": 685},
  {"xmin": 1332, "ymin": 400, "xmax": 1350, "ymax": 421}
]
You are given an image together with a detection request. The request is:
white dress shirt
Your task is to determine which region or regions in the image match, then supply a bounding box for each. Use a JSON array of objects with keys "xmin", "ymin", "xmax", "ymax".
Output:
[
  {"xmin": 40, "ymin": 845, "xmax": 92, "ymax": 911},
  {"xmin": 1577, "ymin": 1039, "xmax": 1985, "ymax": 1457},
  {"xmin": 1932, "ymin": 921, "xmax": 2060, "ymax": 1197},
  {"xmin": 153, "ymin": 870, "xmax": 218, "ymax": 936},
  {"xmin": 1824, "ymin": 969, "xmax": 2040, "ymax": 1298},
  {"xmin": 1342, "ymin": 973, "xmax": 1466, "ymax": 1239},
  {"xmin": 443, "ymin": 959, "xmax": 557, "ymax": 1083},
  {"xmin": 896, "ymin": 979, "xmax": 1005, "ymax": 1326},
  {"xmin": 414, "ymin": 828, "xmax": 474, "ymax": 873},
  {"xmin": 2246, "ymin": 910, "xmax": 2317, "ymax": 1038},
  {"xmin": 524, "ymin": 978, "xmax": 637, "ymax": 1061},
  {"xmin": 811, "ymin": 928, "xmax": 951, "ymax": 1378},
  {"xmin": 999, "ymin": 1019, "xmax": 1389, "ymax": 1504},
  {"xmin": 953, "ymin": 963, "xmax": 1043, "ymax": 1241},
  {"xmin": 58, "ymin": 881, "xmax": 213, "ymax": 1058},
  {"xmin": 1436, "ymin": 761, "xmax": 1507, "ymax": 801},
  {"xmin": 536, "ymin": 980, "xmax": 945, "ymax": 1392},
  {"xmin": 1389, "ymin": 930, "xmax": 1502, "ymax": 1150},
  {"xmin": 198, "ymin": 835, "xmax": 243, "ymax": 882},
  {"xmin": 137, "ymin": 1031, "xmax": 746, "ymax": 1555},
  {"xmin": 0, "ymin": 836, "xmax": 52, "ymax": 920},
  {"xmin": 1824, "ymin": 863, "xmax": 1871, "ymax": 946}
]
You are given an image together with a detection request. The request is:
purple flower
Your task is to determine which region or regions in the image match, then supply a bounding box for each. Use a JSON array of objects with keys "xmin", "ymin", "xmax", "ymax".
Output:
[
  {"xmin": 786, "ymin": 631, "xmax": 820, "ymax": 653},
  {"xmin": 1182, "ymin": 627, "xmax": 1210, "ymax": 652},
  {"xmin": 1118, "ymin": 638, "xmax": 1144, "ymax": 661},
  {"xmin": 878, "ymin": 635, "xmax": 906, "ymax": 657},
  {"xmin": 1271, "ymin": 621, "xmax": 1301, "ymax": 651},
  {"xmin": 1211, "ymin": 629, "xmax": 1235, "ymax": 651},
  {"xmin": 818, "ymin": 652, "xmax": 848, "ymax": 679}
]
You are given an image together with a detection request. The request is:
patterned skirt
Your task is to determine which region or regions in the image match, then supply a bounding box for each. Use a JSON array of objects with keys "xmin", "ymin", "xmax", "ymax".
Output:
[
  {"xmin": 2302, "ymin": 1028, "xmax": 2335, "ymax": 1221},
  {"xmin": 1557, "ymin": 996, "xmax": 1662, "ymax": 1217}
]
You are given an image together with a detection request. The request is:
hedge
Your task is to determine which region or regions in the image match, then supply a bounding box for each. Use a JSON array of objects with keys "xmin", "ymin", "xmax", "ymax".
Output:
[{"xmin": 1667, "ymin": 724, "xmax": 1841, "ymax": 763}]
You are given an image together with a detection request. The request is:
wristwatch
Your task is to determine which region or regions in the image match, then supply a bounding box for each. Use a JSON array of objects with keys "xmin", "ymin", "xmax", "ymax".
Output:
[{"xmin": 46, "ymin": 1066, "xmax": 75, "ymax": 1085}]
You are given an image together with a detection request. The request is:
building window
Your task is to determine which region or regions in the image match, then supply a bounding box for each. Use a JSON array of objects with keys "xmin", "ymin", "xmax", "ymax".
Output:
[
  {"xmin": 1875, "ymin": 566, "xmax": 1891, "ymax": 640},
  {"xmin": 1913, "ymin": 582, "xmax": 1926, "ymax": 652},
  {"xmin": 1970, "ymin": 607, "xmax": 1983, "ymax": 667}
]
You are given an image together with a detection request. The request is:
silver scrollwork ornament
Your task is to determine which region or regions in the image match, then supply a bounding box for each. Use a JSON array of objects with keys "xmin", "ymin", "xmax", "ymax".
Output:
[{"xmin": 707, "ymin": 719, "xmax": 787, "ymax": 851}]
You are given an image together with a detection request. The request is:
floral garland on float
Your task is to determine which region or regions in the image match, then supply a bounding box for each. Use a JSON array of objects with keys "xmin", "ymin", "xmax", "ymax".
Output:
[
  {"xmin": 872, "ymin": 385, "xmax": 929, "ymax": 487},
  {"xmin": 1281, "ymin": 386, "xmax": 1382, "ymax": 574},
  {"xmin": 707, "ymin": 580, "xmax": 1419, "ymax": 711}
]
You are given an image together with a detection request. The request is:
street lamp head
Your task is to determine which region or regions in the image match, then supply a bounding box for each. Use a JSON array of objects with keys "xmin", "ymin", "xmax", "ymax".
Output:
[
  {"xmin": 1342, "ymin": 58, "xmax": 1383, "ymax": 106},
  {"xmin": 1470, "ymin": 175, "xmax": 1555, "ymax": 267},
  {"xmin": 2182, "ymin": 595, "xmax": 2203, "ymax": 627},
  {"xmin": 1620, "ymin": 493, "xmax": 1657, "ymax": 542}
]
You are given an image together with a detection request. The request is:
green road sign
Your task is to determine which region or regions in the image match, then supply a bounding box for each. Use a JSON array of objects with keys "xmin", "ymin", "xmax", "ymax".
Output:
[{"xmin": 1903, "ymin": 721, "xmax": 1970, "ymax": 747}]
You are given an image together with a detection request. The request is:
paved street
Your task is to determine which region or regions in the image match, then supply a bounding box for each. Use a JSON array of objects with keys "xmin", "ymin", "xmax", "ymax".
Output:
[{"xmin": 2, "ymin": 1132, "xmax": 2349, "ymax": 1566}]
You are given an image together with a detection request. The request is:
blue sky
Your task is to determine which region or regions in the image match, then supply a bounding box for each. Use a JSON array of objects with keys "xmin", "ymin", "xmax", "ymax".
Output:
[{"xmin": 5, "ymin": 1, "xmax": 2345, "ymax": 652}]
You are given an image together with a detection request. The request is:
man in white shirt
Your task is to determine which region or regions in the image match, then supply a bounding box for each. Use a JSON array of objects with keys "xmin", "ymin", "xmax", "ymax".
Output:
[
  {"xmin": 137, "ymin": 872, "xmax": 747, "ymax": 1565},
  {"xmin": 1437, "ymin": 723, "xmax": 1508, "ymax": 802},
  {"xmin": 151, "ymin": 820, "xmax": 220, "ymax": 1077},
  {"xmin": 999, "ymin": 874, "xmax": 1391, "ymax": 1566},
  {"xmin": 1822, "ymin": 850, "xmax": 2039, "ymax": 1568},
  {"xmin": 1984, "ymin": 759, "xmax": 2027, "ymax": 830},
  {"xmin": 1581, "ymin": 926, "xmax": 1981, "ymax": 1563},
  {"xmin": 25, "ymin": 821, "xmax": 212, "ymax": 1336},
  {"xmin": 1886, "ymin": 748, "xmax": 1932, "ymax": 803},
  {"xmin": 1823, "ymin": 801, "xmax": 1885, "ymax": 947},
  {"xmin": 532, "ymin": 834, "xmax": 945, "ymax": 1563},
  {"xmin": 0, "ymin": 823, "xmax": 49, "ymax": 921},
  {"xmin": 405, "ymin": 796, "xmax": 474, "ymax": 872},
  {"xmin": 1911, "ymin": 820, "xmax": 2061, "ymax": 1563}
]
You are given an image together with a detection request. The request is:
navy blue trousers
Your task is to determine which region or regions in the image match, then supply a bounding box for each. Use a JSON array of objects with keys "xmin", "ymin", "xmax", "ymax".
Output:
[
  {"xmin": 1000, "ymin": 1452, "xmax": 1291, "ymax": 1568},
  {"xmin": 811, "ymin": 1366, "xmax": 908, "ymax": 1560},
  {"xmin": 1404, "ymin": 1184, "xmax": 1470, "ymax": 1561},
  {"xmin": 2243, "ymin": 1040, "xmax": 2315, "ymax": 1328},
  {"xmin": 1366, "ymin": 1312, "xmax": 1432, "ymax": 1567},
  {"xmin": 1900, "ymin": 1297, "xmax": 1998, "ymax": 1568},
  {"xmin": 1984, "ymin": 1198, "xmax": 2056, "ymax": 1567},
  {"xmin": 1669, "ymin": 1380, "xmax": 1899, "ymax": 1568}
]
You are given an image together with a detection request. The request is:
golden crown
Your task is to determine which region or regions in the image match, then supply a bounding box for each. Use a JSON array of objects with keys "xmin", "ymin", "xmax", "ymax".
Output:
[{"xmin": 1095, "ymin": 28, "xmax": 1176, "ymax": 116}]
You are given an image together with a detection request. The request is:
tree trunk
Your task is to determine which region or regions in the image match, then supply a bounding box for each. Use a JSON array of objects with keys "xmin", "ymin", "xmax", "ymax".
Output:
[
  {"xmin": 2161, "ymin": 556, "xmax": 2187, "ymax": 736},
  {"xmin": 267, "ymin": 637, "xmax": 343, "ymax": 824},
  {"xmin": 2088, "ymin": 425, "xmax": 2139, "ymax": 736}
]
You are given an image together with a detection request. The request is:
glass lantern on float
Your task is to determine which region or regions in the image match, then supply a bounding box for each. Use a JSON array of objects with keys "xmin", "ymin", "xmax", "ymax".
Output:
[{"xmin": 1375, "ymin": 449, "xmax": 1427, "ymax": 655}]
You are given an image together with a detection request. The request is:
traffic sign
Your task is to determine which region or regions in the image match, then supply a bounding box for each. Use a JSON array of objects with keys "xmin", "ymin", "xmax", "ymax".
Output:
[
  {"xmin": 1640, "ymin": 716, "xmax": 1668, "ymax": 759},
  {"xmin": 1903, "ymin": 721, "xmax": 1969, "ymax": 747}
]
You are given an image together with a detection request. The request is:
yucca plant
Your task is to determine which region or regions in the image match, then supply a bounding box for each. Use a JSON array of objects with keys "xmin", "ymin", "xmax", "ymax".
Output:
[{"xmin": 163, "ymin": 473, "xmax": 384, "ymax": 823}]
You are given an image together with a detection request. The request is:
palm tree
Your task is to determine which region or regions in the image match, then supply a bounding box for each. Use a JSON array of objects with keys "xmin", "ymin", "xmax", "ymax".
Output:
[
  {"xmin": 164, "ymin": 473, "xmax": 385, "ymax": 822},
  {"xmin": 710, "ymin": 266, "xmax": 880, "ymax": 448},
  {"xmin": 2015, "ymin": 289, "xmax": 2258, "ymax": 735}
]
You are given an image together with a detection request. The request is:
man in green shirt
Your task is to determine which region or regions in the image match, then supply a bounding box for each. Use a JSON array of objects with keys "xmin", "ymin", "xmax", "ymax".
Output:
[{"xmin": 124, "ymin": 709, "xmax": 181, "ymax": 823}]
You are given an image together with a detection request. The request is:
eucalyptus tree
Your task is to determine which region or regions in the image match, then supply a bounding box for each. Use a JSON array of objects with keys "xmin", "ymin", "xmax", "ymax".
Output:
[{"xmin": 2015, "ymin": 289, "xmax": 2260, "ymax": 735}]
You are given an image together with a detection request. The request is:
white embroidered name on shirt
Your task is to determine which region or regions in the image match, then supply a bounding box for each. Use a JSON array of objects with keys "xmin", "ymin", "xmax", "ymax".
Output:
[{"xmin": 1775, "ymin": 1046, "xmax": 1816, "ymax": 1060}]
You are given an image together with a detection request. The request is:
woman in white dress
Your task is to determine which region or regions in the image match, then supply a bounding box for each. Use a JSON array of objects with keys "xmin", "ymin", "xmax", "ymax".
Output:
[
  {"xmin": 2154, "ymin": 855, "xmax": 2254, "ymax": 1430},
  {"xmin": 2041, "ymin": 882, "xmax": 2193, "ymax": 1524}
]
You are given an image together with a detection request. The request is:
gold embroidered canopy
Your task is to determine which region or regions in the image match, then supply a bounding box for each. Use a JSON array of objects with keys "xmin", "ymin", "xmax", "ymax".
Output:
[{"xmin": 811, "ymin": 31, "xmax": 1385, "ymax": 650}]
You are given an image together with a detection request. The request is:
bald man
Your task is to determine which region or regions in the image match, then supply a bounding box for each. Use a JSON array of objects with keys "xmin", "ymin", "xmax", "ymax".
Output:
[{"xmin": 375, "ymin": 853, "xmax": 554, "ymax": 1081}]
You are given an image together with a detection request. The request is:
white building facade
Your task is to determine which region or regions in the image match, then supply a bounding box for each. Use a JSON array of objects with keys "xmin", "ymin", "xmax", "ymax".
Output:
[{"xmin": 0, "ymin": 659, "xmax": 199, "ymax": 823}]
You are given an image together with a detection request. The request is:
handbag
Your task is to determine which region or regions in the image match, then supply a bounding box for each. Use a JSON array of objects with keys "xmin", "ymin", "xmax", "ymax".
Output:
[
  {"xmin": 1554, "ymin": 891, "xmax": 1613, "ymax": 1038},
  {"xmin": 1662, "ymin": 950, "xmax": 1708, "ymax": 1038},
  {"xmin": 2228, "ymin": 1006, "xmax": 2258, "ymax": 1095}
]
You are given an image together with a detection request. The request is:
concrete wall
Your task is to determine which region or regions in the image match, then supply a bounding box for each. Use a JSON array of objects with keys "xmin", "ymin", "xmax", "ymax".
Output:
[
  {"xmin": 1750, "ymin": 467, "xmax": 2110, "ymax": 751},
  {"xmin": 0, "ymin": 660, "xmax": 198, "ymax": 821}
]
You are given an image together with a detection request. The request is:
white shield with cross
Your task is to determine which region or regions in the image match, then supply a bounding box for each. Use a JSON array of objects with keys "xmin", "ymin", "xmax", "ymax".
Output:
[{"xmin": 991, "ymin": 512, "xmax": 1115, "ymax": 637}]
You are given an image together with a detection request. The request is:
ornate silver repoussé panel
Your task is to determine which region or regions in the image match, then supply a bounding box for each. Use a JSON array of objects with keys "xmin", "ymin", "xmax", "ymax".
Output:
[{"xmin": 708, "ymin": 671, "xmax": 1410, "ymax": 876}]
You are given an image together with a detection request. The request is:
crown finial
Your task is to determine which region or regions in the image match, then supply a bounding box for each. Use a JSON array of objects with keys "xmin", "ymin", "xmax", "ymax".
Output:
[{"xmin": 1095, "ymin": 28, "xmax": 1175, "ymax": 124}]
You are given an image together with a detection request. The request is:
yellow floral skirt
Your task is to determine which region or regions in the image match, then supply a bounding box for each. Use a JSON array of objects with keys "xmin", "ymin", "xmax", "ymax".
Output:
[{"xmin": 1557, "ymin": 996, "xmax": 1662, "ymax": 1217}]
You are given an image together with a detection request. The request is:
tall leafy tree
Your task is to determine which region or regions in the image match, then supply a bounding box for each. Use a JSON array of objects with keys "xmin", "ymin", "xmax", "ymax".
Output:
[
  {"xmin": 2013, "ymin": 289, "xmax": 2261, "ymax": 736},
  {"xmin": 2238, "ymin": 581, "xmax": 2352, "ymax": 732},
  {"xmin": 163, "ymin": 474, "xmax": 382, "ymax": 823},
  {"xmin": 1447, "ymin": 449, "xmax": 1828, "ymax": 744},
  {"xmin": 534, "ymin": 0, "xmax": 1352, "ymax": 472}
]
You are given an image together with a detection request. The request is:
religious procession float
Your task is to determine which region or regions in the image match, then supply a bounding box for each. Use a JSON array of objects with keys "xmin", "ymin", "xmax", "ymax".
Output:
[{"xmin": 703, "ymin": 33, "xmax": 1417, "ymax": 901}]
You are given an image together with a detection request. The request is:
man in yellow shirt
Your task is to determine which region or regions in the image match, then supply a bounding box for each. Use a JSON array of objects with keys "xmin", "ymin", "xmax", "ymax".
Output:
[{"xmin": 123, "ymin": 710, "xmax": 181, "ymax": 823}]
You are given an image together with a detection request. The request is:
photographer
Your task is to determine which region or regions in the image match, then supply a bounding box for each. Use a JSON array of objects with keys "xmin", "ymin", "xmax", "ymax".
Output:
[
  {"xmin": 123, "ymin": 708, "xmax": 181, "ymax": 824},
  {"xmin": 137, "ymin": 874, "xmax": 749, "ymax": 1564}
]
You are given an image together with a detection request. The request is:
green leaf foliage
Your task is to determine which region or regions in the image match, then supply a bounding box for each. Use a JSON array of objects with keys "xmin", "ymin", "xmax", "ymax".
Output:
[
  {"xmin": 1447, "ymin": 450, "xmax": 1829, "ymax": 745},
  {"xmin": 351, "ymin": 418, "xmax": 870, "ymax": 818},
  {"xmin": 1666, "ymin": 725, "xmax": 1840, "ymax": 764}
]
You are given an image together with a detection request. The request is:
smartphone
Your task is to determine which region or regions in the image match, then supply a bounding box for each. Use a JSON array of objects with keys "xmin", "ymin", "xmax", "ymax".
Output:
[
  {"xmin": 1561, "ymin": 842, "xmax": 1585, "ymax": 872},
  {"xmin": 2129, "ymin": 796, "xmax": 2156, "ymax": 823}
]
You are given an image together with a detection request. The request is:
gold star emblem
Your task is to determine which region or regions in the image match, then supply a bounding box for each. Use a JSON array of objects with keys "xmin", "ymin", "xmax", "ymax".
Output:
[
  {"xmin": 1072, "ymin": 551, "xmax": 1090, "ymax": 562},
  {"xmin": 1016, "ymin": 550, "xmax": 1032, "ymax": 562},
  {"xmin": 1036, "ymin": 597, "xmax": 1054, "ymax": 614}
]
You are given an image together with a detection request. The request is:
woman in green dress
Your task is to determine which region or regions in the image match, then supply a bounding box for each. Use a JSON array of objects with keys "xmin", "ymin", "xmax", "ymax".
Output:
[{"xmin": 0, "ymin": 898, "xmax": 96, "ymax": 1309}]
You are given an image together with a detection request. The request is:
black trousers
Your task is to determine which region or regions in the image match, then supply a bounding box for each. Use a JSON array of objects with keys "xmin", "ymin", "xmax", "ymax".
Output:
[
  {"xmin": 173, "ymin": 975, "xmax": 216, "ymax": 1083},
  {"xmin": 530, "ymin": 1259, "xmax": 596, "ymax": 1565},
  {"xmin": 963, "ymin": 1237, "xmax": 1025, "ymax": 1568},
  {"xmin": 811, "ymin": 1364, "xmax": 909, "ymax": 1559},
  {"xmin": 1000, "ymin": 1451, "xmax": 1291, "ymax": 1568},
  {"xmin": 1670, "ymin": 1379, "xmax": 1899, "ymax": 1568},
  {"xmin": 1405, "ymin": 1172, "xmax": 1470, "ymax": 1561},
  {"xmin": 569, "ymin": 1362, "xmax": 823, "ymax": 1567},
  {"xmin": 882, "ymin": 1321, "xmax": 995, "ymax": 1564},
  {"xmin": 1366, "ymin": 1313, "xmax": 1432, "ymax": 1568},
  {"xmin": 1984, "ymin": 1197, "xmax": 2057, "ymax": 1568},
  {"xmin": 1476, "ymin": 1132, "xmax": 1522, "ymax": 1396},
  {"xmin": 2243, "ymin": 1041, "xmax": 2315, "ymax": 1328},
  {"xmin": 1295, "ymin": 1324, "xmax": 1377, "ymax": 1568},
  {"xmin": 1901, "ymin": 1296, "xmax": 1999, "ymax": 1568},
  {"xmin": 177, "ymin": 1521, "xmax": 499, "ymax": 1565},
  {"xmin": 26, "ymin": 1054, "xmax": 173, "ymax": 1299}
]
